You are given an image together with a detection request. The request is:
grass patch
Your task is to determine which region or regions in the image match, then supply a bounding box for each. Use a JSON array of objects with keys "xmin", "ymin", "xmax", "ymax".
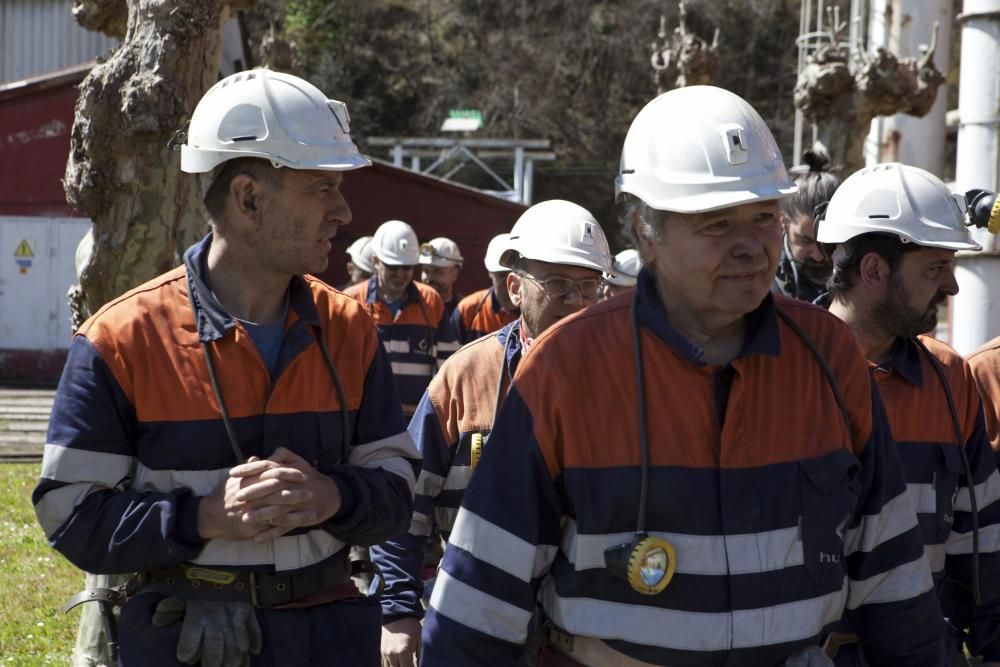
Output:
[{"xmin": 0, "ymin": 463, "xmax": 82, "ymax": 664}]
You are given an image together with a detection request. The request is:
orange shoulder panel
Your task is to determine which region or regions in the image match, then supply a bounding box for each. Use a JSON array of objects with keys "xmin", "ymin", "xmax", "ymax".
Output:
[
  {"xmin": 968, "ymin": 337, "xmax": 1000, "ymax": 450},
  {"xmin": 427, "ymin": 332, "xmax": 505, "ymax": 445},
  {"xmin": 514, "ymin": 294, "xmax": 871, "ymax": 479}
]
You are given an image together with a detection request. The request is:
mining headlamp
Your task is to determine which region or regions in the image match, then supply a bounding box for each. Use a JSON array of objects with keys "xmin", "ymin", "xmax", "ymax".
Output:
[
  {"xmin": 604, "ymin": 533, "xmax": 676, "ymax": 595},
  {"xmin": 966, "ymin": 189, "xmax": 1000, "ymax": 234}
]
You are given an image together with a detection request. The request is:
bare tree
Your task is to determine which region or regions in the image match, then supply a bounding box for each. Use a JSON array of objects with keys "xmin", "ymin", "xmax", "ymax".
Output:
[
  {"xmin": 65, "ymin": 0, "xmax": 254, "ymax": 323},
  {"xmin": 794, "ymin": 13, "xmax": 945, "ymax": 174}
]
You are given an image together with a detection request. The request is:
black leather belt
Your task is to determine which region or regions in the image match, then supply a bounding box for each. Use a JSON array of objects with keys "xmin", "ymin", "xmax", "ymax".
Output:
[{"xmin": 140, "ymin": 558, "xmax": 380, "ymax": 608}]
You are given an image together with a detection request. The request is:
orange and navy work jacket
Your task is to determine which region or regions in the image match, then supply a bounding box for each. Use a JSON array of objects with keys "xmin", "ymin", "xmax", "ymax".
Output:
[
  {"xmin": 33, "ymin": 234, "xmax": 420, "ymax": 577},
  {"xmin": 422, "ymin": 269, "xmax": 943, "ymax": 666},
  {"xmin": 872, "ymin": 336, "xmax": 1000, "ymax": 660},
  {"xmin": 969, "ymin": 336, "xmax": 1000, "ymax": 455},
  {"xmin": 451, "ymin": 287, "xmax": 518, "ymax": 344},
  {"xmin": 345, "ymin": 277, "xmax": 459, "ymax": 416},
  {"xmin": 372, "ymin": 319, "xmax": 523, "ymax": 621}
]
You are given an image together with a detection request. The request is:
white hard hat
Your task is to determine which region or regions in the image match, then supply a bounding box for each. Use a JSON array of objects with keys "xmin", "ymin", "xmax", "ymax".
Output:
[
  {"xmin": 372, "ymin": 220, "xmax": 420, "ymax": 266},
  {"xmin": 484, "ymin": 234, "xmax": 511, "ymax": 272},
  {"xmin": 181, "ymin": 69, "xmax": 371, "ymax": 173},
  {"xmin": 817, "ymin": 163, "xmax": 981, "ymax": 251},
  {"xmin": 616, "ymin": 86, "xmax": 796, "ymax": 214},
  {"xmin": 500, "ymin": 200, "xmax": 612, "ymax": 273},
  {"xmin": 605, "ymin": 249, "xmax": 642, "ymax": 287},
  {"xmin": 419, "ymin": 237, "xmax": 464, "ymax": 267},
  {"xmin": 346, "ymin": 236, "xmax": 374, "ymax": 273}
]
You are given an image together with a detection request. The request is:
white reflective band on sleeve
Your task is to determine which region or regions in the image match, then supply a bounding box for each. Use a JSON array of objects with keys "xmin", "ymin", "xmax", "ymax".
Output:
[
  {"xmin": 946, "ymin": 522, "xmax": 1000, "ymax": 555},
  {"xmin": 350, "ymin": 431, "xmax": 419, "ymax": 494},
  {"xmin": 390, "ymin": 362, "xmax": 434, "ymax": 377},
  {"xmin": 35, "ymin": 481, "xmax": 99, "ymax": 537},
  {"xmin": 539, "ymin": 578, "xmax": 847, "ymax": 652},
  {"xmin": 444, "ymin": 465, "xmax": 473, "ymax": 491},
  {"xmin": 448, "ymin": 509, "xmax": 557, "ymax": 582},
  {"xmin": 193, "ymin": 528, "xmax": 347, "ymax": 572},
  {"xmin": 846, "ymin": 554, "xmax": 933, "ymax": 610},
  {"xmin": 843, "ymin": 489, "xmax": 919, "ymax": 555},
  {"xmin": 409, "ymin": 511, "xmax": 433, "ymax": 537},
  {"xmin": 561, "ymin": 519, "xmax": 802, "ymax": 576},
  {"xmin": 132, "ymin": 464, "xmax": 228, "ymax": 496},
  {"xmin": 955, "ymin": 470, "xmax": 1000, "ymax": 512},
  {"xmin": 429, "ymin": 569, "xmax": 533, "ymax": 644},
  {"xmin": 437, "ymin": 341, "xmax": 461, "ymax": 353},
  {"xmin": 415, "ymin": 470, "xmax": 446, "ymax": 497},
  {"xmin": 41, "ymin": 444, "xmax": 132, "ymax": 487}
]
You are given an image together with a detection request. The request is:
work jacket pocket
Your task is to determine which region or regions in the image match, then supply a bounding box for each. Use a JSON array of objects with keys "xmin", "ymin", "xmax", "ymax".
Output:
[
  {"xmin": 933, "ymin": 444, "xmax": 964, "ymax": 541},
  {"xmin": 799, "ymin": 451, "xmax": 862, "ymax": 586}
]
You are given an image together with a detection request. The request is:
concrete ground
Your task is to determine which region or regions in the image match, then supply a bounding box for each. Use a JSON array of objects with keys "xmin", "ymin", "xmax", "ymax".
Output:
[{"xmin": 0, "ymin": 388, "xmax": 53, "ymax": 463}]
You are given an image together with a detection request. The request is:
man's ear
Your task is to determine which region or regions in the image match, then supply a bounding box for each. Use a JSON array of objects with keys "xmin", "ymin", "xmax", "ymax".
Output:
[
  {"xmin": 858, "ymin": 251, "xmax": 889, "ymax": 290},
  {"xmin": 507, "ymin": 272, "xmax": 524, "ymax": 308},
  {"xmin": 230, "ymin": 174, "xmax": 262, "ymax": 220},
  {"xmin": 632, "ymin": 216, "xmax": 657, "ymax": 265}
]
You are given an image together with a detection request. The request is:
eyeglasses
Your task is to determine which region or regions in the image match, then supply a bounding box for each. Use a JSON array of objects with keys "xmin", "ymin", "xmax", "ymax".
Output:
[{"xmin": 517, "ymin": 272, "xmax": 603, "ymax": 299}]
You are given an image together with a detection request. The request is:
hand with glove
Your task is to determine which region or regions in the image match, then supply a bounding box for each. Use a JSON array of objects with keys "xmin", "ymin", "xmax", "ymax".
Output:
[{"xmin": 152, "ymin": 597, "xmax": 262, "ymax": 667}]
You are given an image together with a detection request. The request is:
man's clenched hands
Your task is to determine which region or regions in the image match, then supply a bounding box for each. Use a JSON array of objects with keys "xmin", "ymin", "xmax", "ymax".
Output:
[{"xmin": 197, "ymin": 447, "xmax": 343, "ymax": 542}]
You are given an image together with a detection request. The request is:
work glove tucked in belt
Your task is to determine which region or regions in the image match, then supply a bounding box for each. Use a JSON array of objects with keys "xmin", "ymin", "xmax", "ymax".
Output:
[{"xmin": 152, "ymin": 597, "xmax": 263, "ymax": 667}]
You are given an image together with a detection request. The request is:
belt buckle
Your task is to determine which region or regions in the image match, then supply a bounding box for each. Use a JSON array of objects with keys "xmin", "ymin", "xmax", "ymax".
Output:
[{"xmin": 249, "ymin": 572, "xmax": 260, "ymax": 608}]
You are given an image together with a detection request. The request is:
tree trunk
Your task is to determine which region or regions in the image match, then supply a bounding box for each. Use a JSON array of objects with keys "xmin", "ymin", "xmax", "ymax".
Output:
[{"xmin": 65, "ymin": 0, "xmax": 237, "ymax": 321}]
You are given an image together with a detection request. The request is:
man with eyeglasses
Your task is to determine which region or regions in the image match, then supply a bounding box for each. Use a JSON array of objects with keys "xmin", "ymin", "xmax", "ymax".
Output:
[
  {"xmin": 345, "ymin": 220, "xmax": 460, "ymax": 417},
  {"xmin": 419, "ymin": 237, "xmax": 465, "ymax": 318},
  {"xmin": 373, "ymin": 200, "xmax": 611, "ymax": 667}
]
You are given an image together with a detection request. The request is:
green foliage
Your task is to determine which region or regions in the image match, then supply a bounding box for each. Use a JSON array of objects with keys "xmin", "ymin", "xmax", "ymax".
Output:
[
  {"xmin": 0, "ymin": 464, "xmax": 81, "ymax": 664},
  {"xmin": 282, "ymin": 0, "xmax": 801, "ymax": 242}
]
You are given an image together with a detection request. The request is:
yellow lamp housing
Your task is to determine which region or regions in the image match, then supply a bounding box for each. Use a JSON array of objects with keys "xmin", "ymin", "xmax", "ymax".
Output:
[
  {"xmin": 604, "ymin": 533, "xmax": 677, "ymax": 595},
  {"xmin": 470, "ymin": 433, "xmax": 484, "ymax": 470}
]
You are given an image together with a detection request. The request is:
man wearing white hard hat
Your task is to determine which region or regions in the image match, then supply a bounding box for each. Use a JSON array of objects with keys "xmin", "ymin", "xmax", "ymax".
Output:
[
  {"xmin": 423, "ymin": 87, "xmax": 943, "ymax": 665},
  {"xmin": 816, "ymin": 163, "xmax": 1000, "ymax": 666},
  {"xmin": 345, "ymin": 220, "xmax": 460, "ymax": 417},
  {"xmin": 419, "ymin": 237, "xmax": 464, "ymax": 317},
  {"xmin": 451, "ymin": 233, "xmax": 520, "ymax": 344},
  {"xmin": 33, "ymin": 70, "xmax": 420, "ymax": 666},
  {"xmin": 601, "ymin": 248, "xmax": 641, "ymax": 300},
  {"xmin": 373, "ymin": 200, "xmax": 611, "ymax": 667},
  {"xmin": 344, "ymin": 235, "xmax": 374, "ymax": 287}
]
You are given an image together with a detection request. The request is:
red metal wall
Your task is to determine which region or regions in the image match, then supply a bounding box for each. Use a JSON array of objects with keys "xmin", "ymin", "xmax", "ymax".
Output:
[
  {"xmin": 0, "ymin": 69, "xmax": 526, "ymax": 383},
  {"xmin": 0, "ymin": 66, "xmax": 88, "ymax": 218},
  {"xmin": 326, "ymin": 163, "xmax": 525, "ymax": 295}
]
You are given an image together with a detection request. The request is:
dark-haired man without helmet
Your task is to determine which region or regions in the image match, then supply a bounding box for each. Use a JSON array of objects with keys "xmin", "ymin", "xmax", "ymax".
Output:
[{"xmin": 773, "ymin": 144, "xmax": 841, "ymax": 303}]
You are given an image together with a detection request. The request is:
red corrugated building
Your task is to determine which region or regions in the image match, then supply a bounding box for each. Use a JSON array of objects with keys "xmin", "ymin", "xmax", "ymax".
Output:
[{"xmin": 0, "ymin": 66, "xmax": 525, "ymax": 382}]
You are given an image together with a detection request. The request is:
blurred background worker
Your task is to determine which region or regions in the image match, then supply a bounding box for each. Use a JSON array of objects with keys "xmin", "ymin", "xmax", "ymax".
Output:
[
  {"xmin": 345, "ymin": 220, "xmax": 459, "ymax": 416},
  {"xmin": 452, "ymin": 233, "xmax": 519, "ymax": 344},
  {"xmin": 773, "ymin": 144, "xmax": 841, "ymax": 303},
  {"xmin": 419, "ymin": 236, "xmax": 464, "ymax": 317},
  {"xmin": 373, "ymin": 200, "xmax": 611, "ymax": 667},
  {"xmin": 344, "ymin": 235, "xmax": 374, "ymax": 287},
  {"xmin": 601, "ymin": 248, "xmax": 641, "ymax": 300},
  {"xmin": 422, "ymin": 85, "xmax": 944, "ymax": 666},
  {"xmin": 819, "ymin": 163, "xmax": 1000, "ymax": 666}
]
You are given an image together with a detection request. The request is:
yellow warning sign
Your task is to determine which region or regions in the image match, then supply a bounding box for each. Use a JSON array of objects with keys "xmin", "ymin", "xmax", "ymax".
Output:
[{"xmin": 14, "ymin": 239, "xmax": 33, "ymax": 258}]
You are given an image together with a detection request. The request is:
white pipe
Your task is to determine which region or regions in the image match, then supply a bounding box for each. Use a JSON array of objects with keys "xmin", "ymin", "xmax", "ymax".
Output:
[
  {"xmin": 865, "ymin": 0, "xmax": 952, "ymax": 173},
  {"xmin": 952, "ymin": 0, "xmax": 1000, "ymax": 354}
]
